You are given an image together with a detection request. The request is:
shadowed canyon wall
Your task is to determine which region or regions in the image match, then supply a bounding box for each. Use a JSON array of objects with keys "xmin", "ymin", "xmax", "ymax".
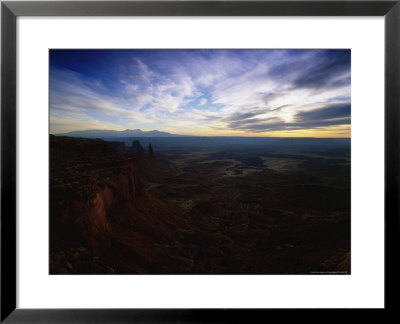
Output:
[{"xmin": 50, "ymin": 135, "xmax": 192, "ymax": 274}]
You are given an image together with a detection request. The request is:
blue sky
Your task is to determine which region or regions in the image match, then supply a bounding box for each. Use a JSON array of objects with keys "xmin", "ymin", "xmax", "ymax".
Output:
[{"xmin": 50, "ymin": 49, "xmax": 350, "ymax": 137}]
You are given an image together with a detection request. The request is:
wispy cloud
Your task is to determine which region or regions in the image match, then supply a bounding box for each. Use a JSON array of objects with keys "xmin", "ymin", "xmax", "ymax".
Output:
[
  {"xmin": 225, "ymin": 103, "xmax": 350, "ymax": 132},
  {"xmin": 50, "ymin": 49, "xmax": 350, "ymax": 136}
]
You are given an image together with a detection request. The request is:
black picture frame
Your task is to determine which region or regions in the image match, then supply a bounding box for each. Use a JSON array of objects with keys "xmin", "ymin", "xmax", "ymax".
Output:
[{"xmin": 1, "ymin": 0, "xmax": 399, "ymax": 322}]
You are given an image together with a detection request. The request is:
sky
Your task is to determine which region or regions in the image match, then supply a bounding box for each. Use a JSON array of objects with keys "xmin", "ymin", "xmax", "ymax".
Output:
[{"xmin": 50, "ymin": 49, "xmax": 350, "ymax": 137}]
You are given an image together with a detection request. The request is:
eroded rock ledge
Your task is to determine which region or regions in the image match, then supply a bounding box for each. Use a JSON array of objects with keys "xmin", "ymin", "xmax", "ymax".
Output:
[{"xmin": 50, "ymin": 135, "xmax": 192, "ymax": 274}]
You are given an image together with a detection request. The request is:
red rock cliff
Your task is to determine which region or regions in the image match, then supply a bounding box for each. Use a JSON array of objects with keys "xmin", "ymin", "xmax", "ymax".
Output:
[{"xmin": 50, "ymin": 135, "xmax": 193, "ymax": 274}]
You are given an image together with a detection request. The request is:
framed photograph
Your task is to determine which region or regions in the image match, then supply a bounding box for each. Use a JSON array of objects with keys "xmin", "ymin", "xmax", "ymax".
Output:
[{"xmin": 1, "ymin": 0, "xmax": 399, "ymax": 322}]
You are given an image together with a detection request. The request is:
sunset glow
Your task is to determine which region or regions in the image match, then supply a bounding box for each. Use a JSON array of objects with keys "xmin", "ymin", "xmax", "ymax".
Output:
[{"xmin": 50, "ymin": 49, "xmax": 350, "ymax": 137}]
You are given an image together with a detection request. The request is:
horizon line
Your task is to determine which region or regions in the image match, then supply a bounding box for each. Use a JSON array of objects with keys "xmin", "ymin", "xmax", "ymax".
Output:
[{"xmin": 51, "ymin": 133, "xmax": 350, "ymax": 140}]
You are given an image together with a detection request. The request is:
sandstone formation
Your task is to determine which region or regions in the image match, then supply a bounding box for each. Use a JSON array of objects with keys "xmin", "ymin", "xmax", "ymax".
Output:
[
  {"xmin": 50, "ymin": 135, "xmax": 193, "ymax": 274},
  {"xmin": 131, "ymin": 140, "xmax": 144, "ymax": 155},
  {"xmin": 50, "ymin": 135, "xmax": 350, "ymax": 275}
]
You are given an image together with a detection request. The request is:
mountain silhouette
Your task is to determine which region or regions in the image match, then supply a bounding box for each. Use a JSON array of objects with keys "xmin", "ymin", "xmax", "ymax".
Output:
[{"xmin": 55, "ymin": 129, "xmax": 183, "ymax": 138}]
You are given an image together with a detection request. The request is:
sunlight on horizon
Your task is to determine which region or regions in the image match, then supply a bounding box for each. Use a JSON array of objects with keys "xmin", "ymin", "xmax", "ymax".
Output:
[{"xmin": 50, "ymin": 49, "xmax": 351, "ymax": 138}]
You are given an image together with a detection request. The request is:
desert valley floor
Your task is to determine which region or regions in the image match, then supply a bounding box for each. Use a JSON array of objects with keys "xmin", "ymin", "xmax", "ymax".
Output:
[{"xmin": 50, "ymin": 135, "xmax": 350, "ymax": 274}]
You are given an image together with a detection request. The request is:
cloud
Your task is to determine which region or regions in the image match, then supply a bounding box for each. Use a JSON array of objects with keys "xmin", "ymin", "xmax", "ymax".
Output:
[
  {"xmin": 50, "ymin": 49, "xmax": 351, "ymax": 136},
  {"xmin": 295, "ymin": 103, "xmax": 350, "ymax": 122},
  {"xmin": 198, "ymin": 98, "xmax": 207, "ymax": 106},
  {"xmin": 225, "ymin": 103, "xmax": 351, "ymax": 132},
  {"xmin": 223, "ymin": 110, "xmax": 266, "ymax": 122},
  {"xmin": 268, "ymin": 50, "xmax": 350, "ymax": 90}
]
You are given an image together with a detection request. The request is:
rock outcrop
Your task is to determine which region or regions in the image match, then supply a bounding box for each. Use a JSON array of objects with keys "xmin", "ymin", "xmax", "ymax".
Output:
[
  {"xmin": 131, "ymin": 140, "xmax": 144, "ymax": 155},
  {"xmin": 50, "ymin": 135, "xmax": 350, "ymax": 275},
  {"xmin": 50, "ymin": 135, "xmax": 193, "ymax": 274},
  {"xmin": 148, "ymin": 143, "xmax": 154, "ymax": 158}
]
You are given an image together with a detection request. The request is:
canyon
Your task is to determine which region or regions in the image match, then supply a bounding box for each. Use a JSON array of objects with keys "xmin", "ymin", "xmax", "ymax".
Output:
[{"xmin": 50, "ymin": 135, "xmax": 350, "ymax": 274}]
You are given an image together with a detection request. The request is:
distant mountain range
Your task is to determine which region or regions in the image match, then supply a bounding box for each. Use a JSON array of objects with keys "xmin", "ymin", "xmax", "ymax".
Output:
[{"xmin": 55, "ymin": 129, "xmax": 184, "ymax": 138}]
